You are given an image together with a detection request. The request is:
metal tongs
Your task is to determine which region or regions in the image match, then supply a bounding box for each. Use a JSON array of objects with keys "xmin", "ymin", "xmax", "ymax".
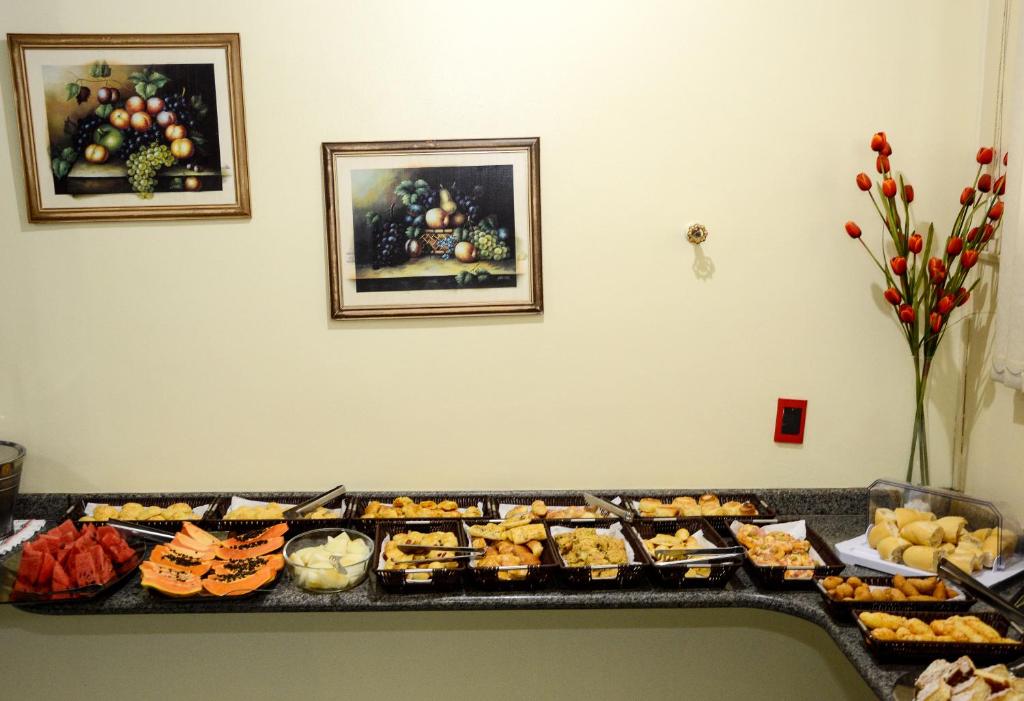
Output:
[
  {"xmin": 653, "ymin": 545, "xmax": 745, "ymax": 567},
  {"xmin": 106, "ymin": 519, "xmax": 175, "ymax": 543},
  {"xmin": 395, "ymin": 543, "xmax": 485, "ymax": 562},
  {"xmin": 282, "ymin": 484, "xmax": 346, "ymax": 519},
  {"xmin": 583, "ymin": 493, "xmax": 633, "ymax": 522},
  {"xmin": 938, "ymin": 557, "xmax": 1024, "ymax": 635}
]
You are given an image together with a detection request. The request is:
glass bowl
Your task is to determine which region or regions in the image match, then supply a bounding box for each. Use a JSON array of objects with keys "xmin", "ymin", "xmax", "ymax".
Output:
[{"xmin": 283, "ymin": 528, "xmax": 373, "ymax": 593}]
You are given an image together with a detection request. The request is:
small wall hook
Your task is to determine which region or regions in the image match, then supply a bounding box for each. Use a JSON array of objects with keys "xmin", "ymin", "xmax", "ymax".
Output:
[{"xmin": 686, "ymin": 223, "xmax": 708, "ymax": 245}]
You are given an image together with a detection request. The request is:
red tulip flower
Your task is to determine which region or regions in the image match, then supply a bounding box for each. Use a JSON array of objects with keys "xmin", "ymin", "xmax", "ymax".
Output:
[
  {"xmin": 877, "ymin": 155, "xmax": 891, "ymax": 174},
  {"xmin": 977, "ymin": 147, "xmax": 995, "ymax": 165},
  {"xmin": 989, "ymin": 201, "xmax": 1004, "ymax": 220},
  {"xmin": 883, "ymin": 287, "xmax": 902, "ymax": 306},
  {"xmin": 908, "ymin": 233, "xmax": 923, "ymax": 254},
  {"xmin": 904, "ymin": 184, "xmax": 915, "ymax": 203},
  {"xmin": 871, "ymin": 132, "xmax": 888, "ymax": 152},
  {"xmin": 930, "ymin": 312, "xmax": 944, "ymax": 333},
  {"xmin": 937, "ymin": 295, "xmax": 955, "ymax": 315},
  {"xmin": 946, "ymin": 237, "xmax": 964, "ymax": 256},
  {"xmin": 927, "ymin": 257, "xmax": 947, "ymax": 283},
  {"xmin": 856, "ymin": 173, "xmax": 872, "ymax": 191},
  {"xmin": 883, "ymin": 179, "xmax": 897, "ymax": 198},
  {"xmin": 1004, "ymin": 152, "xmax": 1009, "ymax": 166},
  {"xmin": 994, "ymin": 175, "xmax": 1007, "ymax": 195},
  {"xmin": 962, "ymin": 250, "xmax": 980, "ymax": 269},
  {"xmin": 956, "ymin": 287, "xmax": 971, "ymax": 306},
  {"xmin": 898, "ymin": 304, "xmax": 915, "ymax": 324},
  {"xmin": 881, "ymin": 142, "xmax": 893, "ymax": 157},
  {"xmin": 891, "ymin": 256, "xmax": 908, "ymax": 275},
  {"xmin": 983, "ymin": 224, "xmax": 995, "ymax": 242},
  {"xmin": 961, "ymin": 187, "xmax": 976, "ymax": 206},
  {"xmin": 967, "ymin": 227, "xmax": 979, "ymax": 242},
  {"xmin": 845, "ymin": 221, "xmax": 862, "ymax": 239},
  {"xmin": 978, "ymin": 174, "xmax": 992, "ymax": 193}
]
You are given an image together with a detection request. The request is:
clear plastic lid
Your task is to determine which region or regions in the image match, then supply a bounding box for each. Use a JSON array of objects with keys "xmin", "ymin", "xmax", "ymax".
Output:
[{"xmin": 868, "ymin": 479, "xmax": 1021, "ymax": 571}]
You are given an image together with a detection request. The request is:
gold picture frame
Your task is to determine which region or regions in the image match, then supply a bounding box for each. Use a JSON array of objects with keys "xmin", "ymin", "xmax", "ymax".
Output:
[
  {"xmin": 7, "ymin": 33, "xmax": 251, "ymax": 222},
  {"xmin": 322, "ymin": 138, "xmax": 543, "ymax": 319}
]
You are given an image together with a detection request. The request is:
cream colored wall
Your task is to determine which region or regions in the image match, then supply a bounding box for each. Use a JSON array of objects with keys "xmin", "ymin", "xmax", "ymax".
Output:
[
  {"xmin": 0, "ymin": 2, "xmax": 1007, "ymax": 700},
  {"xmin": 0, "ymin": 0, "xmax": 994, "ymax": 493}
]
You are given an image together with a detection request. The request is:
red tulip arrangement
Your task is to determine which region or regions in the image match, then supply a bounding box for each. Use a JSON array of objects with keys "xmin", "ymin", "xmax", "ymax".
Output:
[{"xmin": 845, "ymin": 133, "xmax": 1006, "ymax": 485}]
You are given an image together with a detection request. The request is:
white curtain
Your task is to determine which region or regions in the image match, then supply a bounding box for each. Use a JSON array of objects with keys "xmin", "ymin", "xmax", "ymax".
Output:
[{"xmin": 992, "ymin": 8, "xmax": 1024, "ymax": 390}]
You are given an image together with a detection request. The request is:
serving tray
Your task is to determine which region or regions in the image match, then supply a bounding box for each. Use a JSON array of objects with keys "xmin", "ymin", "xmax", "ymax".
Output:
[
  {"xmin": 853, "ymin": 608, "xmax": 1024, "ymax": 664},
  {"xmin": 629, "ymin": 518, "xmax": 739, "ymax": 589},
  {"xmin": 815, "ymin": 576, "xmax": 975, "ymax": 620}
]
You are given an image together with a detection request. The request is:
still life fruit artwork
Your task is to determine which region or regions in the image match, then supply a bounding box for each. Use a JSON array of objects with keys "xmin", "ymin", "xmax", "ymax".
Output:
[
  {"xmin": 42, "ymin": 61, "xmax": 221, "ymax": 199},
  {"xmin": 9, "ymin": 34, "xmax": 250, "ymax": 222},
  {"xmin": 351, "ymin": 165, "xmax": 518, "ymax": 292}
]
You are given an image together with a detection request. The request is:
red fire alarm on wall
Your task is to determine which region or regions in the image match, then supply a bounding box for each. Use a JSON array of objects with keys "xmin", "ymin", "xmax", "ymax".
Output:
[{"xmin": 774, "ymin": 398, "xmax": 808, "ymax": 444}]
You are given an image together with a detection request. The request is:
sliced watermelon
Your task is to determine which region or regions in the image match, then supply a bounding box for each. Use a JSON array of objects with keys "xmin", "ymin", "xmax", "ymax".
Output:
[
  {"xmin": 35, "ymin": 552, "xmax": 57, "ymax": 588},
  {"xmin": 52, "ymin": 520, "xmax": 78, "ymax": 544},
  {"xmin": 17, "ymin": 544, "xmax": 43, "ymax": 586},
  {"xmin": 91, "ymin": 546, "xmax": 115, "ymax": 583},
  {"xmin": 50, "ymin": 561, "xmax": 72, "ymax": 593},
  {"xmin": 72, "ymin": 550, "xmax": 101, "ymax": 587}
]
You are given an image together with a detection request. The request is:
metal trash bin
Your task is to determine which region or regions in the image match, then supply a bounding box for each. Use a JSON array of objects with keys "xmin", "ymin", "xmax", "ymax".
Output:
[{"xmin": 0, "ymin": 441, "xmax": 25, "ymax": 538}]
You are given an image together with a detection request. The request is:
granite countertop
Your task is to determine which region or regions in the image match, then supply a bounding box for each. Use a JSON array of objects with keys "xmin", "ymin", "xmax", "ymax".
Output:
[{"xmin": 10, "ymin": 489, "xmax": 1024, "ymax": 700}]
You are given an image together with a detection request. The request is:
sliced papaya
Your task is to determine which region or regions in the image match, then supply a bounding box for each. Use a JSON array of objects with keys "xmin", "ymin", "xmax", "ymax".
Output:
[
  {"xmin": 149, "ymin": 544, "xmax": 215, "ymax": 575},
  {"xmin": 220, "ymin": 523, "xmax": 288, "ymax": 548},
  {"xmin": 201, "ymin": 563, "xmax": 277, "ymax": 597},
  {"xmin": 215, "ymin": 536, "xmax": 285, "ymax": 560},
  {"xmin": 170, "ymin": 533, "xmax": 216, "ymax": 553},
  {"xmin": 209, "ymin": 553, "xmax": 284, "ymax": 576},
  {"xmin": 182, "ymin": 522, "xmax": 222, "ymax": 547},
  {"xmin": 140, "ymin": 561, "xmax": 203, "ymax": 597}
]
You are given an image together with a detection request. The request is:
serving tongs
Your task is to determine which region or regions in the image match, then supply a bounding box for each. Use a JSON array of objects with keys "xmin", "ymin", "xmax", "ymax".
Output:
[
  {"xmin": 106, "ymin": 519, "xmax": 175, "ymax": 543},
  {"xmin": 282, "ymin": 484, "xmax": 346, "ymax": 519},
  {"xmin": 653, "ymin": 545, "xmax": 745, "ymax": 567},
  {"xmin": 938, "ymin": 558, "xmax": 1024, "ymax": 635},
  {"xmin": 395, "ymin": 544, "xmax": 485, "ymax": 562},
  {"xmin": 582, "ymin": 493, "xmax": 633, "ymax": 522}
]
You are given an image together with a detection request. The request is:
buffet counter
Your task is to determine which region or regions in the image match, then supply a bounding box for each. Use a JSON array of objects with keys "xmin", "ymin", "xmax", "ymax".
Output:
[{"xmin": 9, "ymin": 489, "xmax": 1023, "ymax": 700}]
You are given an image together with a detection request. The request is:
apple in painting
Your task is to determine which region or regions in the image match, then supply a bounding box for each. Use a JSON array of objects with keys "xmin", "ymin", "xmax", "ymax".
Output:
[
  {"xmin": 108, "ymin": 108, "xmax": 130, "ymax": 129},
  {"xmin": 165, "ymin": 124, "xmax": 187, "ymax": 141},
  {"xmin": 83, "ymin": 143, "xmax": 108, "ymax": 164},
  {"xmin": 130, "ymin": 111, "xmax": 153, "ymax": 131},
  {"xmin": 145, "ymin": 97, "xmax": 165, "ymax": 116},
  {"xmin": 125, "ymin": 95, "xmax": 145, "ymax": 113},
  {"xmin": 170, "ymin": 138, "xmax": 194, "ymax": 159}
]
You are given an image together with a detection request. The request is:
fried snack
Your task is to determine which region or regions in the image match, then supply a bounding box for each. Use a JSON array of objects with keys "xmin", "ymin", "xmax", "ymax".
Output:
[
  {"xmin": 223, "ymin": 502, "xmax": 337, "ymax": 520},
  {"xmin": 734, "ymin": 524, "xmax": 816, "ymax": 580},
  {"xmin": 554, "ymin": 527, "xmax": 629, "ymax": 579},
  {"xmin": 80, "ymin": 501, "xmax": 201, "ymax": 522},
  {"xmin": 382, "ymin": 530, "xmax": 461, "ymax": 581},
  {"xmin": 360, "ymin": 498, "xmax": 482, "ymax": 519},
  {"xmin": 860, "ymin": 612, "xmax": 1021, "ymax": 646},
  {"xmin": 642, "ymin": 527, "xmax": 711, "ymax": 578},
  {"xmin": 505, "ymin": 502, "xmax": 602, "ymax": 521},
  {"xmin": 635, "ymin": 494, "xmax": 758, "ymax": 518},
  {"xmin": 474, "ymin": 539, "xmax": 543, "ymax": 581},
  {"xmin": 823, "ymin": 575, "xmax": 958, "ymax": 602}
]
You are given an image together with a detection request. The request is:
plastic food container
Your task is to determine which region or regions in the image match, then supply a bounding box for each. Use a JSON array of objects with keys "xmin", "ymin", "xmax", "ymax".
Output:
[{"xmin": 283, "ymin": 528, "xmax": 373, "ymax": 593}]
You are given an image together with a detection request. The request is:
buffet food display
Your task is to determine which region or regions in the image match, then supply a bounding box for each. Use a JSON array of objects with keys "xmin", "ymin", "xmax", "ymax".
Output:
[
  {"xmin": 80, "ymin": 502, "xmax": 204, "ymax": 522},
  {"xmin": 359, "ymin": 496, "xmax": 485, "ymax": 519},
  {"xmin": 284, "ymin": 528, "xmax": 372, "ymax": 592},
  {"xmin": 633, "ymin": 493, "xmax": 759, "ymax": 518},
  {"xmin": 911, "ymin": 656, "xmax": 1024, "ymax": 701},
  {"xmin": 857, "ymin": 610, "xmax": 1022, "ymax": 663}
]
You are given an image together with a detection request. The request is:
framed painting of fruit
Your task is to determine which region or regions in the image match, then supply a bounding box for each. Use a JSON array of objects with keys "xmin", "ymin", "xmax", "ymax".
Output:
[
  {"xmin": 7, "ymin": 33, "xmax": 250, "ymax": 222},
  {"xmin": 322, "ymin": 138, "xmax": 543, "ymax": 319}
]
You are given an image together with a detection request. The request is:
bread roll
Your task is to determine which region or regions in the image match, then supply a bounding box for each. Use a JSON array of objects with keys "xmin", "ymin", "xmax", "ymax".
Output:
[
  {"xmin": 868, "ymin": 522, "xmax": 899, "ymax": 548},
  {"xmin": 949, "ymin": 547, "xmax": 980, "ymax": 574},
  {"xmin": 895, "ymin": 507, "xmax": 935, "ymax": 530},
  {"xmin": 874, "ymin": 507, "xmax": 898, "ymax": 527},
  {"xmin": 938, "ymin": 543, "xmax": 956, "ymax": 557},
  {"xmin": 877, "ymin": 536, "xmax": 912, "ymax": 563},
  {"xmin": 903, "ymin": 545, "xmax": 940, "ymax": 572},
  {"xmin": 900, "ymin": 520, "xmax": 944, "ymax": 547},
  {"xmin": 982, "ymin": 531, "xmax": 1002, "ymax": 568},
  {"xmin": 973, "ymin": 528, "xmax": 992, "ymax": 541},
  {"xmin": 935, "ymin": 516, "xmax": 967, "ymax": 544}
]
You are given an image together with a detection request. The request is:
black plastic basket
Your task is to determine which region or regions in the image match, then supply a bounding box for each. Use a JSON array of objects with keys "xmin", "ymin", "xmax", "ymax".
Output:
[
  {"xmin": 374, "ymin": 521, "xmax": 468, "ymax": 594},
  {"xmin": 351, "ymin": 494, "xmax": 492, "ymax": 534},
  {"xmin": 629, "ymin": 518, "xmax": 739, "ymax": 589},
  {"xmin": 853, "ymin": 608, "xmax": 1023, "ymax": 664},
  {"xmin": 488, "ymin": 494, "xmax": 628, "ymax": 522},
  {"xmin": 817, "ymin": 576, "xmax": 976, "ymax": 620},
  {"xmin": 205, "ymin": 493, "xmax": 348, "ymax": 533},
  {"xmin": 63, "ymin": 494, "xmax": 224, "ymax": 533},
  {"xmin": 730, "ymin": 523, "xmax": 845, "ymax": 589},
  {"xmin": 463, "ymin": 519, "xmax": 558, "ymax": 591},
  {"xmin": 547, "ymin": 519, "xmax": 648, "ymax": 589},
  {"xmin": 621, "ymin": 492, "xmax": 777, "ymax": 531}
]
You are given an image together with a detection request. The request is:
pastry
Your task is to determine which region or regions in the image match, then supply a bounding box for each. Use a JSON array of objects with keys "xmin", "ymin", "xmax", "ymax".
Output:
[
  {"xmin": 641, "ymin": 527, "xmax": 711, "ymax": 577},
  {"xmin": 821, "ymin": 575, "xmax": 958, "ymax": 602},
  {"xmin": 382, "ymin": 530, "xmax": 461, "ymax": 581},
  {"xmin": 554, "ymin": 527, "xmax": 629, "ymax": 579},
  {"xmin": 734, "ymin": 523, "xmax": 817, "ymax": 580},
  {"xmin": 636, "ymin": 494, "xmax": 758, "ymax": 518},
  {"xmin": 224, "ymin": 502, "xmax": 336, "ymax": 520},
  {"xmin": 80, "ymin": 502, "xmax": 201, "ymax": 522},
  {"xmin": 474, "ymin": 540, "xmax": 542, "ymax": 581},
  {"xmin": 861, "ymin": 613, "xmax": 1020, "ymax": 645},
  {"xmin": 360, "ymin": 498, "xmax": 482, "ymax": 519}
]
